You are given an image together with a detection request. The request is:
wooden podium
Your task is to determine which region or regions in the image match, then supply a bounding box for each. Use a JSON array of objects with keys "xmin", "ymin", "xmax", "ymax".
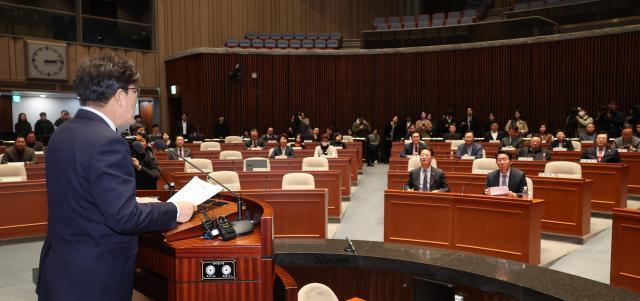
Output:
[{"xmin": 134, "ymin": 192, "xmax": 275, "ymax": 301}]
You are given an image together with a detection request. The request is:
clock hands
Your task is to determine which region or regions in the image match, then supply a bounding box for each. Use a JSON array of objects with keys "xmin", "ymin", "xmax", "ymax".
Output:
[{"xmin": 44, "ymin": 59, "xmax": 64, "ymax": 64}]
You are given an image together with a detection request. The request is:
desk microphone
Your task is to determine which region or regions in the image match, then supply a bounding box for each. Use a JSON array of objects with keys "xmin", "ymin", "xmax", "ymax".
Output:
[
  {"xmin": 167, "ymin": 148, "xmax": 255, "ymax": 236},
  {"xmin": 344, "ymin": 236, "xmax": 357, "ymax": 254},
  {"xmin": 460, "ymin": 179, "xmax": 474, "ymax": 195}
]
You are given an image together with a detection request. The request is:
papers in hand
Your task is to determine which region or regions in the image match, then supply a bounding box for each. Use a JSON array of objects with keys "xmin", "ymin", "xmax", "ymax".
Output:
[
  {"xmin": 136, "ymin": 196, "xmax": 160, "ymax": 203},
  {"xmin": 167, "ymin": 176, "xmax": 223, "ymax": 206},
  {"xmin": 488, "ymin": 186, "xmax": 510, "ymax": 196}
]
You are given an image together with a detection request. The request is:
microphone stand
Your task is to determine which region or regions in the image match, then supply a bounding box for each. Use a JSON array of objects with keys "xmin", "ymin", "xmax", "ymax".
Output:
[{"xmin": 167, "ymin": 148, "xmax": 254, "ymax": 234}]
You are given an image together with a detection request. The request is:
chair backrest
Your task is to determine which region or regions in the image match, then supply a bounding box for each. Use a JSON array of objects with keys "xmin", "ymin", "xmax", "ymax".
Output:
[
  {"xmin": 373, "ymin": 17, "xmax": 386, "ymax": 24},
  {"xmin": 294, "ymin": 32, "xmax": 306, "ymax": 40},
  {"xmin": 403, "ymin": 21, "xmax": 416, "ymax": 29},
  {"xmin": 282, "ymin": 173, "xmax": 315, "ymax": 190},
  {"xmin": 282, "ymin": 32, "xmax": 294, "ymax": 40},
  {"xmin": 245, "ymin": 32, "xmax": 258, "ymax": 39},
  {"xmin": 219, "ymin": 150, "xmax": 243, "ymax": 160},
  {"xmin": 329, "ymin": 32, "xmax": 342, "ymax": 40},
  {"xmin": 402, "ymin": 15, "xmax": 415, "ymax": 23},
  {"xmin": 544, "ymin": 161, "xmax": 582, "ymax": 178},
  {"xmin": 225, "ymin": 38, "xmax": 238, "ymax": 48},
  {"xmin": 208, "ymin": 171, "xmax": 241, "ymax": 191},
  {"xmin": 239, "ymin": 39, "xmax": 251, "ymax": 48},
  {"xmin": 302, "ymin": 39, "xmax": 314, "ymax": 48},
  {"xmin": 445, "ymin": 18, "xmax": 458, "ymax": 26},
  {"xmin": 327, "ymin": 39, "xmax": 340, "ymax": 49},
  {"xmin": 388, "ymin": 16, "xmax": 400, "ymax": 23},
  {"xmin": 318, "ymin": 32, "xmax": 330, "ymax": 40},
  {"xmin": 341, "ymin": 135, "xmax": 355, "ymax": 142},
  {"xmin": 224, "ymin": 136, "xmax": 243, "ymax": 143},
  {"xmin": 270, "ymin": 32, "xmax": 282, "ymax": 40},
  {"xmin": 306, "ymin": 32, "xmax": 318, "ymax": 40},
  {"xmin": 463, "ymin": 9, "xmax": 477, "ymax": 18},
  {"xmin": 418, "ymin": 14, "xmax": 430, "ymax": 22},
  {"xmin": 448, "ymin": 11, "xmax": 461, "ymax": 19},
  {"xmin": 571, "ymin": 141, "xmax": 581, "ymax": 151},
  {"xmin": 375, "ymin": 23, "xmax": 389, "ymax": 30},
  {"xmin": 289, "ymin": 39, "xmax": 302, "ymax": 49},
  {"xmin": 431, "ymin": 19, "xmax": 444, "ymax": 27},
  {"xmin": 389, "ymin": 22, "xmax": 402, "ymax": 30},
  {"xmin": 264, "ymin": 39, "xmax": 277, "ymax": 48},
  {"xmin": 185, "ymin": 158, "xmax": 213, "ymax": 173},
  {"xmin": 251, "ymin": 39, "xmax": 264, "ymax": 48},
  {"xmin": 277, "ymin": 40, "xmax": 289, "ymax": 48},
  {"xmin": 302, "ymin": 157, "xmax": 329, "ymax": 171},
  {"xmin": 432, "ymin": 12, "xmax": 445, "ymax": 20},
  {"xmin": 0, "ymin": 164, "xmax": 27, "ymax": 182},
  {"xmin": 314, "ymin": 39, "xmax": 327, "ymax": 49},
  {"xmin": 258, "ymin": 32, "xmax": 270, "ymax": 39},
  {"xmin": 243, "ymin": 157, "xmax": 270, "ymax": 171},
  {"xmin": 450, "ymin": 140, "xmax": 465, "ymax": 150},
  {"xmin": 472, "ymin": 158, "xmax": 498, "ymax": 174},
  {"xmin": 460, "ymin": 17, "xmax": 474, "ymax": 25},
  {"xmin": 526, "ymin": 177, "xmax": 533, "ymax": 200},
  {"xmin": 298, "ymin": 283, "xmax": 338, "ymax": 301},
  {"xmin": 200, "ymin": 141, "xmax": 221, "ymax": 151}
]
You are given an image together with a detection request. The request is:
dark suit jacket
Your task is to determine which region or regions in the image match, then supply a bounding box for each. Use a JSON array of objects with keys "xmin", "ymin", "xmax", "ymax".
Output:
[
  {"xmin": 175, "ymin": 121, "xmax": 193, "ymax": 137},
  {"xmin": 37, "ymin": 109, "xmax": 177, "ymax": 301},
  {"xmin": 400, "ymin": 142, "xmax": 428, "ymax": 158},
  {"xmin": 0, "ymin": 146, "xmax": 36, "ymax": 164},
  {"xmin": 384, "ymin": 122, "xmax": 403, "ymax": 141},
  {"xmin": 27, "ymin": 141, "xmax": 44, "ymax": 151},
  {"xmin": 245, "ymin": 138, "xmax": 265, "ymax": 149},
  {"xmin": 406, "ymin": 166, "xmax": 450, "ymax": 192},
  {"xmin": 442, "ymin": 133, "xmax": 462, "ymax": 141},
  {"xmin": 459, "ymin": 116, "xmax": 479, "ymax": 135},
  {"xmin": 517, "ymin": 147, "xmax": 551, "ymax": 161},
  {"xmin": 167, "ymin": 147, "xmax": 192, "ymax": 160},
  {"xmin": 581, "ymin": 147, "xmax": 621, "ymax": 163},
  {"xmin": 485, "ymin": 168, "xmax": 527, "ymax": 194},
  {"xmin": 261, "ymin": 134, "xmax": 279, "ymax": 142},
  {"xmin": 270, "ymin": 146, "xmax": 295, "ymax": 158},
  {"xmin": 135, "ymin": 149, "xmax": 160, "ymax": 190},
  {"xmin": 500, "ymin": 136, "xmax": 523, "ymax": 148},
  {"xmin": 456, "ymin": 143, "xmax": 483, "ymax": 159},
  {"xmin": 550, "ymin": 140, "xmax": 574, "ymax": 151},
  {"xmin": 484, "ymin": 131, "xmax": 506, "ymax": 142}
]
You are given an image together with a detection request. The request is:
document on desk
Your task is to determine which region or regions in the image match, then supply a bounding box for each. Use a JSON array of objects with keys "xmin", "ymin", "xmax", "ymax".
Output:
[{"xmin": 168, "ymin": 176, "xmax": 223, "ymax": 206}]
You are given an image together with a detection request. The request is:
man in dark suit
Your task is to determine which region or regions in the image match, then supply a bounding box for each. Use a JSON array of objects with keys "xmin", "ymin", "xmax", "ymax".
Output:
[
  {"xmin": 0, "ymin": 136, "xmax": 37, "ymax": 164},
  {"xmin": 270, "ymin": 135, "xmax": 295, "ymax": 158},
  {"xmin": 382, "ymin": 116, "xmax": 402, "ymax": 163},
  {"xmin": 442, "ymin": 124, "xmax": 462, "ymax": 141},
  {"xmin": 36, "ymin": 55, "xmax": 195, "ymax": 301},
  {"xmin": 245, "ymin": 129, "xmax": 265, "ymax": 149},
  {"xmin": 213, "ymin": 115, "xmax": 230, "ymax": 138},
  {"xmin": 550, "ymin": 129, "xmax": 574, "ymax": 151},
  {"xmin": 500, "ymin": 127, "xmax": 523, "ymax": 148},
  {"xmin": 262, "ymin": 127, "xmax": 279, "ymax": 142},
  {"xmin": 518, "ymin": 135, "xmax": 551, "ymax": 161},
  {"xmin": 400, "ymin": 132, "xmax": 428, "ymax": 158},
  {"xmin": 167, "ymin": 135, "xmax": 192, "ymax": 160},
  {"xmin": 485, "ymin": 151, "xmax": 527, "ymax": 197},
  {"xmin": 176, "ymin": 112, "xmax": 193, "ymax": 137},
  {"xmin": 581, "ymin": 132, "xmax": 622, "ymax": 163},
  {"xmin": 26, "ymin": 131, "xmax": 45, "ymax": 151},
  {"xmin": 456, "ymin": 131, "xmax": 483, "ymax": 159},
  {"xmin": 484, "ymin": 122, "xmax": 506, "ymax": 142},
  {"xmin": 406, "ymin": 148, "xmax": 450, "ymax": 192},
  {"xmin": 459, "ymin": 107, "xmax": 479, "ymax": 136},
  {"xmin": 34, "ymin": 112, "xmax": 55, "ymax": 145}
]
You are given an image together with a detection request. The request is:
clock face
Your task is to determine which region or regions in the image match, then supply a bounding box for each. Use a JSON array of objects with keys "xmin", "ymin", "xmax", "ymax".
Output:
[{"xmin": 26, "ymin": 41, "xmax": 68, "ymax": 80}]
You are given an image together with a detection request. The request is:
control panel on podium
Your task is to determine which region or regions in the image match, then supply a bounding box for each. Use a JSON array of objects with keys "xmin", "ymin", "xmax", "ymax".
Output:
[{"xmin": 134, "ymin": 191, "xmax": 274, "ymax": 301}]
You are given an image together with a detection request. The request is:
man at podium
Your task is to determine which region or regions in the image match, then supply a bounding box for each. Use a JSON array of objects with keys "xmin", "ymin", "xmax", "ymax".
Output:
[{"xmin": 36, "ymin": 54, "xmax": 196, "ymax": 301}]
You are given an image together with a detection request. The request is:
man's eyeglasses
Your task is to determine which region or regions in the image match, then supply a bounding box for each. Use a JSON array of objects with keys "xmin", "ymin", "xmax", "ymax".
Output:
[{"xmin": 126, "ymin": 87, "xmax": 140, "ymax": 94}]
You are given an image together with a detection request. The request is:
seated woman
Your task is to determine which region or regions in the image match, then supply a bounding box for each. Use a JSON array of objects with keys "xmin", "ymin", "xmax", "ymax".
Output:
[
  {"xmin": 292, "ymin": 134, "xmax": 305, "ymax": 148},
  {"xmin": 528, "ymin": 123, "xmax": 553, "ymax": 143},
  {"xmin": 159, "ymin": 132, "xmax": 172, "ymax": 150},
  {"xmin": 270, "ymin": 134, "xmax": 295, "ymax": 158},
  {"xmin": 314, "ymin": 134, "xmax": 338, "ymax": 158},
  {"xmin": 331, "ymin": 134, "xmax": 347, "ymax": 149},
  {"xmin": 131, "ymin": 133, "xmax": 161, "ymax": 190}
]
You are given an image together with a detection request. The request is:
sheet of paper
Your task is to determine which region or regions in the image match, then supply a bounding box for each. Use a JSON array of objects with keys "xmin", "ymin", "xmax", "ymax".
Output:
[
  {"xmin": 167, "ymin": 176, "xmax": 223, "ymax": 206},
  {"xmin": 136, "ymin": 196, "xmax": 160, "ymax": 203},
  {"xmin": 488, "ymin": 186, "xmax": 509, "ymax": 196}
]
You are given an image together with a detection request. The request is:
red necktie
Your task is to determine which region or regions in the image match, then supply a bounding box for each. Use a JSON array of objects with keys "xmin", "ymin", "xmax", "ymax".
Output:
[{"xmin": 597, "ymin": 149, "xmax": 603, "ymax": 162}]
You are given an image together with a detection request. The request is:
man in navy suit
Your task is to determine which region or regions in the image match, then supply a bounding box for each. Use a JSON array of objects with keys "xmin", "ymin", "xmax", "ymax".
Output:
[
  {"xmin": 400, "ymin": 132, "xmax": 428, "ymax": 158},
  {"xmin": 270, "ymin": 135, "xmax": 296, "ymax": 158},
  {"xmin": 406, "ymin": 148, "xmax": 450, "ymax": 192},
  {"xmin": 581, "ymin": 132, "xmax": 621, "ymax": 163},
  {"xmin": 456, "ymin": 131, "xmax": 483, "ymax": 159},
  {"xmin": 485, "ymin": 151, "xmax": 528, "ymax": 198},
  {"xmin": 37, "ymin": 55, "xmax": 196, "ymax": 301}
]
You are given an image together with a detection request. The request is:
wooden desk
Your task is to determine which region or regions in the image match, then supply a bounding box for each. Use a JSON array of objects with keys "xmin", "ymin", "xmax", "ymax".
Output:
[
  {"xmin": 611, "ymin": 208, "xmax": 640, "ymax": 293},
  {"xmin": 384, "ymin": 190, "xmax": 543, "ymax": 264},
  {"xmin": 387, "ymin": 172, "xmax": 592, "ymax": 237},
  {"xmin": 173, "ymin": 170, "xmax": 342, "ymax": 221},
  {"xmin": 0, "ymin": 180, "xmax": 48, "ymax": 239},
  {"xmin": 25, "ymin": 164, "xmax": 46, "ymax": 181}
]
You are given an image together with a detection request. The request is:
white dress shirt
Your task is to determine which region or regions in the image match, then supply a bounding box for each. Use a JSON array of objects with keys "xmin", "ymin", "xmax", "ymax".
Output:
[{"xmin": 79, "ymin": 106, "xmax": 116, "ymax": 132}]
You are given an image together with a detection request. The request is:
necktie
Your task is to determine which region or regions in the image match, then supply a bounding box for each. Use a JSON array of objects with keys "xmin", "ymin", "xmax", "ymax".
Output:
[
  {"xmin": 253, "ymin": 140, "xmax": 256, "ymax": 147},
  {"xmin": 423, "ymin": 169, "xmax": 429, "ymax": 191},
  {"xmin": 414, "ymin": 145, "xmax": 418, "ymax": 154},
  {"xmin": 597, "ymin": 148, "xmax": 604, "ymax": 162},
  {"xmin": 501, "ymin": 174, "xmax": 508, "ymax": 187},
  {"xmin": 180, "ymin": 148, "xmax": 183, "ymax": 157}
]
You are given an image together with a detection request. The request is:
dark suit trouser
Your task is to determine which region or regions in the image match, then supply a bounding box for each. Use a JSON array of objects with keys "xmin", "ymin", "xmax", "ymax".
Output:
[
  {"xmin": 367, "ymin": 144, "xmax": 379, "ymax": 164},
  {"xmin": 381, "ymin": 139, "xmax": 392, "ymax": 163}
]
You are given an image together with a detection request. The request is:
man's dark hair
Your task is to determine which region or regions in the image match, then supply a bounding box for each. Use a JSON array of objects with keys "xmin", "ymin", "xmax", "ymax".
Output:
[
  {"xmin": 15, "ymin": 135, "xmax": 25, "ymax": 141},
  {"xmin": 40, "ymin": 112, "xmax": 46, "ymax": 117},
  {"xmin": 134, "ymin": 115, "xmax": 141, "ymax": 119},
  {"xmin": 26, "ymin": 131, "xmax": 36, "ymax": 136},
  {"xmin": 152, "ymin": 124, "xmax": 160, "ymax": 128},
  {"xmin": 74, "ymin": 54, "xmax": 139, "ymax": 106},
  {"xmin": 555, "ymin": 129, "xmax": 565, "ymax": 135},
  {"xmin": 530, "ymin": 134, "xmax": 541, "ymax": 139},
  {"xmin": 422, "ymin": 148, "xmax": 435, "ymax": 157},
  {"xmin": 495, "ymin": 151, "xmax": 512, "ymax": 160}
]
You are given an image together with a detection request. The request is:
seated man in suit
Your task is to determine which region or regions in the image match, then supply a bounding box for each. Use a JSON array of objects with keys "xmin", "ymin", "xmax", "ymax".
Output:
[
  {"xmin": 484, "ymin": 121, "xmax": 506, "ymax": 142},
  {"xmin": 403, "ymin": 124, "xmax": 417, "ymax": 140},
  {"xmin": 613, "ymin": 127, "xmax": 640, "ymax": 151},
  {"xmin": 442, "ymin": 124, "xmax": 462, "ymax": 141},
  {"xmin": 245, "ymin": 129, "xmax": 265, "ymax": 149},
  {"xmin": 26, "ymin": 131, "xmax": 44, "ymax": 151},
  {"xmin": 314, "ymin": 134, "xmax": 338, "ymax": 158},
  {"xmin": 270, "ymin": 134, "xmax": 295, "ymax": 158},
  {"xmin": 500, "ymin": 127, "xmax": 523, "ymax": 148},
  {"xmin": 550, "ymin": 129, "xmax": 574, "ymax": 151},
  {"xmin": 406, "ymin": 148, "xmax": 450, "ymax": 192},
  {"xmin": 167, "ymin": 135, "xmax": 192, "ymax": 160},
  {"xmin": 518, "ymin": 135, "xmax": 551, "ymax": 161},
  {"xmin": 485, "ymin": 151, "xmax": 527, "ymax": 198},
  {"xmin": 261, "ymin": 127, "xmax": 279, "ymax": 142},
  {"xmin": 400, "ymin": 132, "xmax": 428, "ymax": 158},
  {"xmin": 1, "ymin": 136, "xmax": 37, "ymax": 164},
  {"xmin": 456, "ymin": 131, "xmax": 483, "ymax": 159},
  {"xmin": 579, "ymin": 123, "xmax": 597, "ymax": 142},
  {"xmin": 330, "ymin": 134, "xmax": 347, "ymax": 149},
  {"xmin": 582, "ymin": 132, "xmax": 621, "ymax": 163}
]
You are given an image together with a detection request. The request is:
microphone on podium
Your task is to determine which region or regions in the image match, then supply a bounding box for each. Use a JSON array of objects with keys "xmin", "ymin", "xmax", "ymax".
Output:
[{"xmin": 167, "ymin": 148, "xmax": 255, "ymax": 236}]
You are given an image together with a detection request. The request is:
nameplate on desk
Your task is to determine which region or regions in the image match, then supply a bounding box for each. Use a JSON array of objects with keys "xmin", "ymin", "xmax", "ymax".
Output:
[
  {"xmin": 460, "ymin": 155, "xmax": 475, "ymax": 160},
  {"xmin": 292, "ymin": 147, "xmax": 302, "ymax": 150},
  {"xmin": 579, "ymin": 159, "xmax": 598, "ymax": 163},
  {"xmin": 34, "ymin": 151, "xmax": 44, "ymax": 155},
  {"xmin": 274, "ymin": 155, "xmax": 288, "ymax": 159},
  {"xmin": 334, "ymin": 146, "xmax": 343, "ymax": 149},
  {"xmin": 267, "ymin": 140, "xmax": 277, "ymax": 144},
  {"xmin": 552, "ymin": 147, "xmax": 567, "ymax": 151},
  {"xmin": 618, "ymin": 149, "xmax": 628, "ymax": 153},
  {"xmin": 252, "ymin": 168, "xmax": 269, "ymax": 171},
  {"xmin": 489, "ymin": 140, "xmax": 500, "ymax": 143},
  {"xmin": 501, "ymin": 147, "xmax": 515, "ymax": 151},
  {"xmin": 201, "ymin": 260, "xmax": 236, "ymax": 280},
  {"xmin": 488, "ymin": 186, "xmax": 509, "ymax": 196},
  {"xmin": 193, "ymin": 141, "xmax": 202, "ymax": 144},
  {"xmin": 517, "ymin": 157, "xmax": 533, "ymax": 161},
  {"xmin": 249, "ymin": 147, "xmax": 263, "ymax": 150}
]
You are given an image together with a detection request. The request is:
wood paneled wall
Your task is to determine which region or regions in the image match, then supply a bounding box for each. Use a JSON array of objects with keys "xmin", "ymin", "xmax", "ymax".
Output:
[{"xmin": 166, "ymin": 31, "xmax": 640, "ymax": 137}]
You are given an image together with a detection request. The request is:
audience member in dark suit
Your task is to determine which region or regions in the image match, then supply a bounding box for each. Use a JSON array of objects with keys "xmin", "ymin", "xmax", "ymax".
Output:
[
  {"xmin": 34, "ymin": 112, "xmax": 55, "ymax": 144},
  {"xmin": 36, "ymin": 54, "xmax": 195, "ymax": 301},
  {"xmin": 484, "ymin": 122, "xmax": 506, "ymax": 142},
  {"xmin": 442, "ymin": 124, "xmax": 462, "ymax": 141},
  {"xmin": 400, "ymin": 115, "xmax": 413, "ymax": 139},
  {"xmin": 176, "ymin": 112, "xmax": 193, "ymax": 137},
  {"xmin": 500, "ymin": 127, "xmax": 523, "ymax": 148},
  {"xmin": 167, "ymin": 135, "xmax": 192, "ymax": 160},
  {"xmin": 459, "ymin": 107, "xmax": 479, "ymax": 136},
  {"xmin": 309, "ymin": 127, "xmax": 322, "ymax": 142},
  {"xmin": 148, "ymin": 124, "xmax": 162, "ymax": 143},
  {"xmin": 456, "ymin": 131, "xmax": 484, "ymax": 159},
  {"xmin": 0, "ymin": 136, "xmax": 36, "ymax": 164},
  {"xmin": 613, "ymin": 127, "xmax": 640, "ymax": 151},
  {"xmin": 54, "ymin": 109, "xmax": 71, "ymax": 128},
  {"xmin": 270, "ymin": 135, "xmax": 295, "ymax": 158},
  {"xmin": 262, "ymin": 127, "xmax": 279, "ymax": 142},
  {"xmin": 26, "ymin": 131, "xmax": 44, "ymax": 151},
  {"xmin": 485, "ymin": 151, "xmax": 528, "ymax": 197},
  {"xmin": 406, "ymin": 148, "xmax": 450, "ymax": 192},
  {"xmin": 581, "ymin": 133, "xmax": 622, "ymax": 163},
  {"xmin": 129, "ymin": 114, "xmax": 144, "ymax": 134},
  {"xmin": 330, "ymin": 134, "xmax": 347, "ymax": 149},
  {"xmin": 131, "ymin": 134, "xmax": 160, "ymax": 190},
  {"xmin": 382, "ymin": 116, "xmax": 402, "ymax": 163},
  {"xmin": 213, "ymin": 115, "xmax": 230, "ymax": 138},
  {"xmin": 400, "ymin": 132, "xmax": 428, "ymax": 158},
  {"xmin": 438, "ymin": 110, "xmax": 457, "ymax": 137},
  {"xmin": 518, "ymin": 135, "xmax": 551, "ymax": 161},
  {"xmin": 14, "ymin": 113, "xmax": 32, "ymax": 138},
  {"xmin": 482, "ymin": 113, "xmax": 497, "ymax": 135},
  {"xmin": 403, "ymin": 124, "xmax": 417, "ymax": 140},
  {"xmin": 245, "ymin": 129, "xmax": 265, "ymax": 149},
  {"xmin": 550, "ymin": 130, "xmax": 574, "ymax": 151},
  {"xmin": 579, "ymin": 123, "xmax": 597, "ymax": 142}
]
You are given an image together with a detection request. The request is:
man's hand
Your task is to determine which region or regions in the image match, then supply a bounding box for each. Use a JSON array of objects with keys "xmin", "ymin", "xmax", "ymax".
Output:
[
  {"xmin": 132, "ymin": 158, "xmax": 141, "ymax": 171},
  {"xmin": 174, "ymin": 201, "xmax": 197, "ymax": 223}
]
